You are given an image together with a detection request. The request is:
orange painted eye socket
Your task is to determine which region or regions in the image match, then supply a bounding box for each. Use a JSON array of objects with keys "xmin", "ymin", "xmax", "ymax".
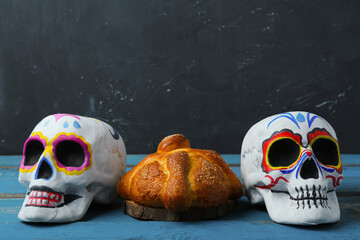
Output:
[
  {"xmin": 308, "ymin": 129, "xmax": 341, "ymax": 171},
  {"xmin": 262, "ymin": 131, "xmax": 302, "ymax": 173}
]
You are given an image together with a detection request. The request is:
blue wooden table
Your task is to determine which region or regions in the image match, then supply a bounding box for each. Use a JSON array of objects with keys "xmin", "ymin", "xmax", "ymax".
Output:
[{"xmin": 1, "ymin": 155, "xmax": 359, "ymax": 239}]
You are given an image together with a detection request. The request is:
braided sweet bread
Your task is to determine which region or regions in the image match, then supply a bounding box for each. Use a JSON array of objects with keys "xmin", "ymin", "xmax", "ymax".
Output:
[{"xmin": 117, "ymin": 134, "xmax": 243, "ymax": 213}]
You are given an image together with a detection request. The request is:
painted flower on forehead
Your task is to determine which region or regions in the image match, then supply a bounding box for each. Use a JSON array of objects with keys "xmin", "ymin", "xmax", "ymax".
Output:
[
  {"xmin": 241, "ymin": 111, "xmax": 343, "ymax": 225},
  {"xmin": 18, "ymin": 113, "xmax": 127, "ymax": 222}
]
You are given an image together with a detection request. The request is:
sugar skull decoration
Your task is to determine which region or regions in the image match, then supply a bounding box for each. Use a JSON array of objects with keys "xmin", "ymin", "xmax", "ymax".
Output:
[
  {"xmin": 18, "ymin": 114, "xmax": 126, "ymax": 222},
  {"xmin": 241, "ymin": 111, "xmax": 343, "ymax": 225}
]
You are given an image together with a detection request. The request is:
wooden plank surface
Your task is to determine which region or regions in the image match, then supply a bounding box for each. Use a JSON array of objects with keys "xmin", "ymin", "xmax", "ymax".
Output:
[{"xmin": 0, "ymin": 154, "xmax": 359, "ymax": 239}]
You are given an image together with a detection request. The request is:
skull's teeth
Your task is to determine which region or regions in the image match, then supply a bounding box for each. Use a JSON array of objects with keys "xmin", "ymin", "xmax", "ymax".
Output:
[
  {"xmin": 290, "ymin": 185, "xmax": 329, "ymax": 209},
  {"xmin": 27, "ymin": 191, "xmax": 64, "ymax": 207}
]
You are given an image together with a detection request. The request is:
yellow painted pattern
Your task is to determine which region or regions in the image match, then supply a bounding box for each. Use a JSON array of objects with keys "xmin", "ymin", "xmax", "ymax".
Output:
[
  {"xmin": 264, "ymin": 137, "xmax": 302, "ymax": 170},
  {"xmin": 51, "ymin": 132, "xmax": 93, "ymax": 175},
  {"xmin": 19, "ymin": 132, "xmax": 48, "ymax": 173},
  {"xmin": 310, "ymin": 135, "xmax": 342, "ymax": 169},
  {"xmin": 19, "ymin": 132, "xmax": 92, "ymax": 176}
]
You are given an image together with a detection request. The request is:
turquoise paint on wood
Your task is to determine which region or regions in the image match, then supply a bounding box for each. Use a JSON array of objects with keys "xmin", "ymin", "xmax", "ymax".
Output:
[
  {"xmin": 0, "ymin": 197, "xmax": 359, "ymax": 239},
  {"xmin": 1, "ymin": 155, "xmax": 359, "ymax": 239}
]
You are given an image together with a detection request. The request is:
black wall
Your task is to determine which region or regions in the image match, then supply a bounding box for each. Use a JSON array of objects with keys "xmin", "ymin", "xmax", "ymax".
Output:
[{"xmin": 0, "ymin": 0, "xmax": 359, "ymax": 154}]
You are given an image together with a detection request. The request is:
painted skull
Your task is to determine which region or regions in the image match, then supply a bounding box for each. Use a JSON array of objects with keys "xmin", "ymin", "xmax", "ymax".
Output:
[
  {"xmin": 241, "ymin": 111, "xmax": 343, "ymax": 225},
  {"xmin": 18, "ymin": 114, "xmax": 126, "ymax": 222}
]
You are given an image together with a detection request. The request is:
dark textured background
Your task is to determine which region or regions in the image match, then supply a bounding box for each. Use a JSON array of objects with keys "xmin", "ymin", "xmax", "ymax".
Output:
[{"xmin": 0, "ymin": 0, "xmax": 359, "ymax": 154}]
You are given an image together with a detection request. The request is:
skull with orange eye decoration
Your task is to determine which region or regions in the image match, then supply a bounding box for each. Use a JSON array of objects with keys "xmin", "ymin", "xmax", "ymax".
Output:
[
  {"xmin": 241, "ymin": 111, "xmax": 343, "ymax": 225},
  {"xmin": 18, "ymin": 114, "xmax": 126, "ymax": 222}
]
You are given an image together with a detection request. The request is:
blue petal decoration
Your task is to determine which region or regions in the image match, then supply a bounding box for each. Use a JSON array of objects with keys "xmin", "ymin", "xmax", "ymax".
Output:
[
  {"xmin": 73, "ymin": 121, "xmax": 81, "ymax": 129},
  {"xmin": 63, "ymin": 121, "xmax": 69, "ymax": 128},
  {"xmin": 307, "ymin": 112, "xmax": 330, "ymax": 128},
  {"xmin": 267, "ymin": 112, "xmax": 300, "ymax": 129},
  {"xmin": 307, "ymin": 113, "xmax": 319, "ymax": 128},
  {"xmin": 296, "ymin": 113, "xmax": 305, "ymax": 122},
  {"xmin": 43, "ymin": 120, "xmax": 50, "ymax": 127}
]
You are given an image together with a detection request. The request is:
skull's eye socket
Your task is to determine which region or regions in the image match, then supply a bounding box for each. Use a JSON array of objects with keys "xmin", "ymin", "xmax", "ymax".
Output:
[
  {"xmin": 312, "ymin": 138, "xmax": 339, "ymax": 166},
  {"xmin": 24, "ymin": 140, "xmax": 44, "ymax": 166},
  {"xmin": 55, "ymin": 141, "xmax": 85, "ymax": 167},
  {"xmin": 268, "ymin": 138, "xmax": 300, "ymax": 167}
]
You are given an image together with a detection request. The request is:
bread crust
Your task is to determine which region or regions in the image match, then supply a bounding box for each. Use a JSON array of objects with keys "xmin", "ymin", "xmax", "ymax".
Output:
[
  {"xmin": 117, "ymin": 134, "xmax": 243, "ymax": 212},
  {"xmin": 163, "ymin": 151, "xmax": 191, "ymax": 211}
]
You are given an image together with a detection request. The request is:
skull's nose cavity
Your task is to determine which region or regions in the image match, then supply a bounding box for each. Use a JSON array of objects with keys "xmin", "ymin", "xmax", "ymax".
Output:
[
  {"xmin": 35, "ymin": 158, "xmax": 54, "ymax": 180},
  {"xmin": 300, "ymin": 158, "xmax": 319, "ymax": 179}
]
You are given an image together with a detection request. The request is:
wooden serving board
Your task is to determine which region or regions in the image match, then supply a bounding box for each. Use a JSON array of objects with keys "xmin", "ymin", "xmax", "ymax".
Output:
[{"xmin": 122, "ymin": 200, "xmax": 238, "ymax": 221}]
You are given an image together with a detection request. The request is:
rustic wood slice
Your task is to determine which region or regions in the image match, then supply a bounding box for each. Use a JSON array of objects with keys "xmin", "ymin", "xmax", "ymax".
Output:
[{"xmin": 122, "ymin": 200, "xmax": 238, "ymax": 221}]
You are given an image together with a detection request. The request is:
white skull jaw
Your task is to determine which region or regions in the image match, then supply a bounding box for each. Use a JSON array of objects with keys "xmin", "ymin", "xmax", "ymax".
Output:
[
  {"xmin": 18, "ymin": 114, "xmax": 126, "ymax": 223},
  {"xmin": 260, "ymin": 178, "xmax": 340, "ymax": 225},
  {"xmin": 18, "ymin": 184, "xmax": 94, "ymax": 222},
  {"xmin": 264, "ymin": 187, "xmax": 339, "ymax": 225},
  {"xmin": 241, "ymin": 111, "xmax": 343, "ymax": 225}
]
